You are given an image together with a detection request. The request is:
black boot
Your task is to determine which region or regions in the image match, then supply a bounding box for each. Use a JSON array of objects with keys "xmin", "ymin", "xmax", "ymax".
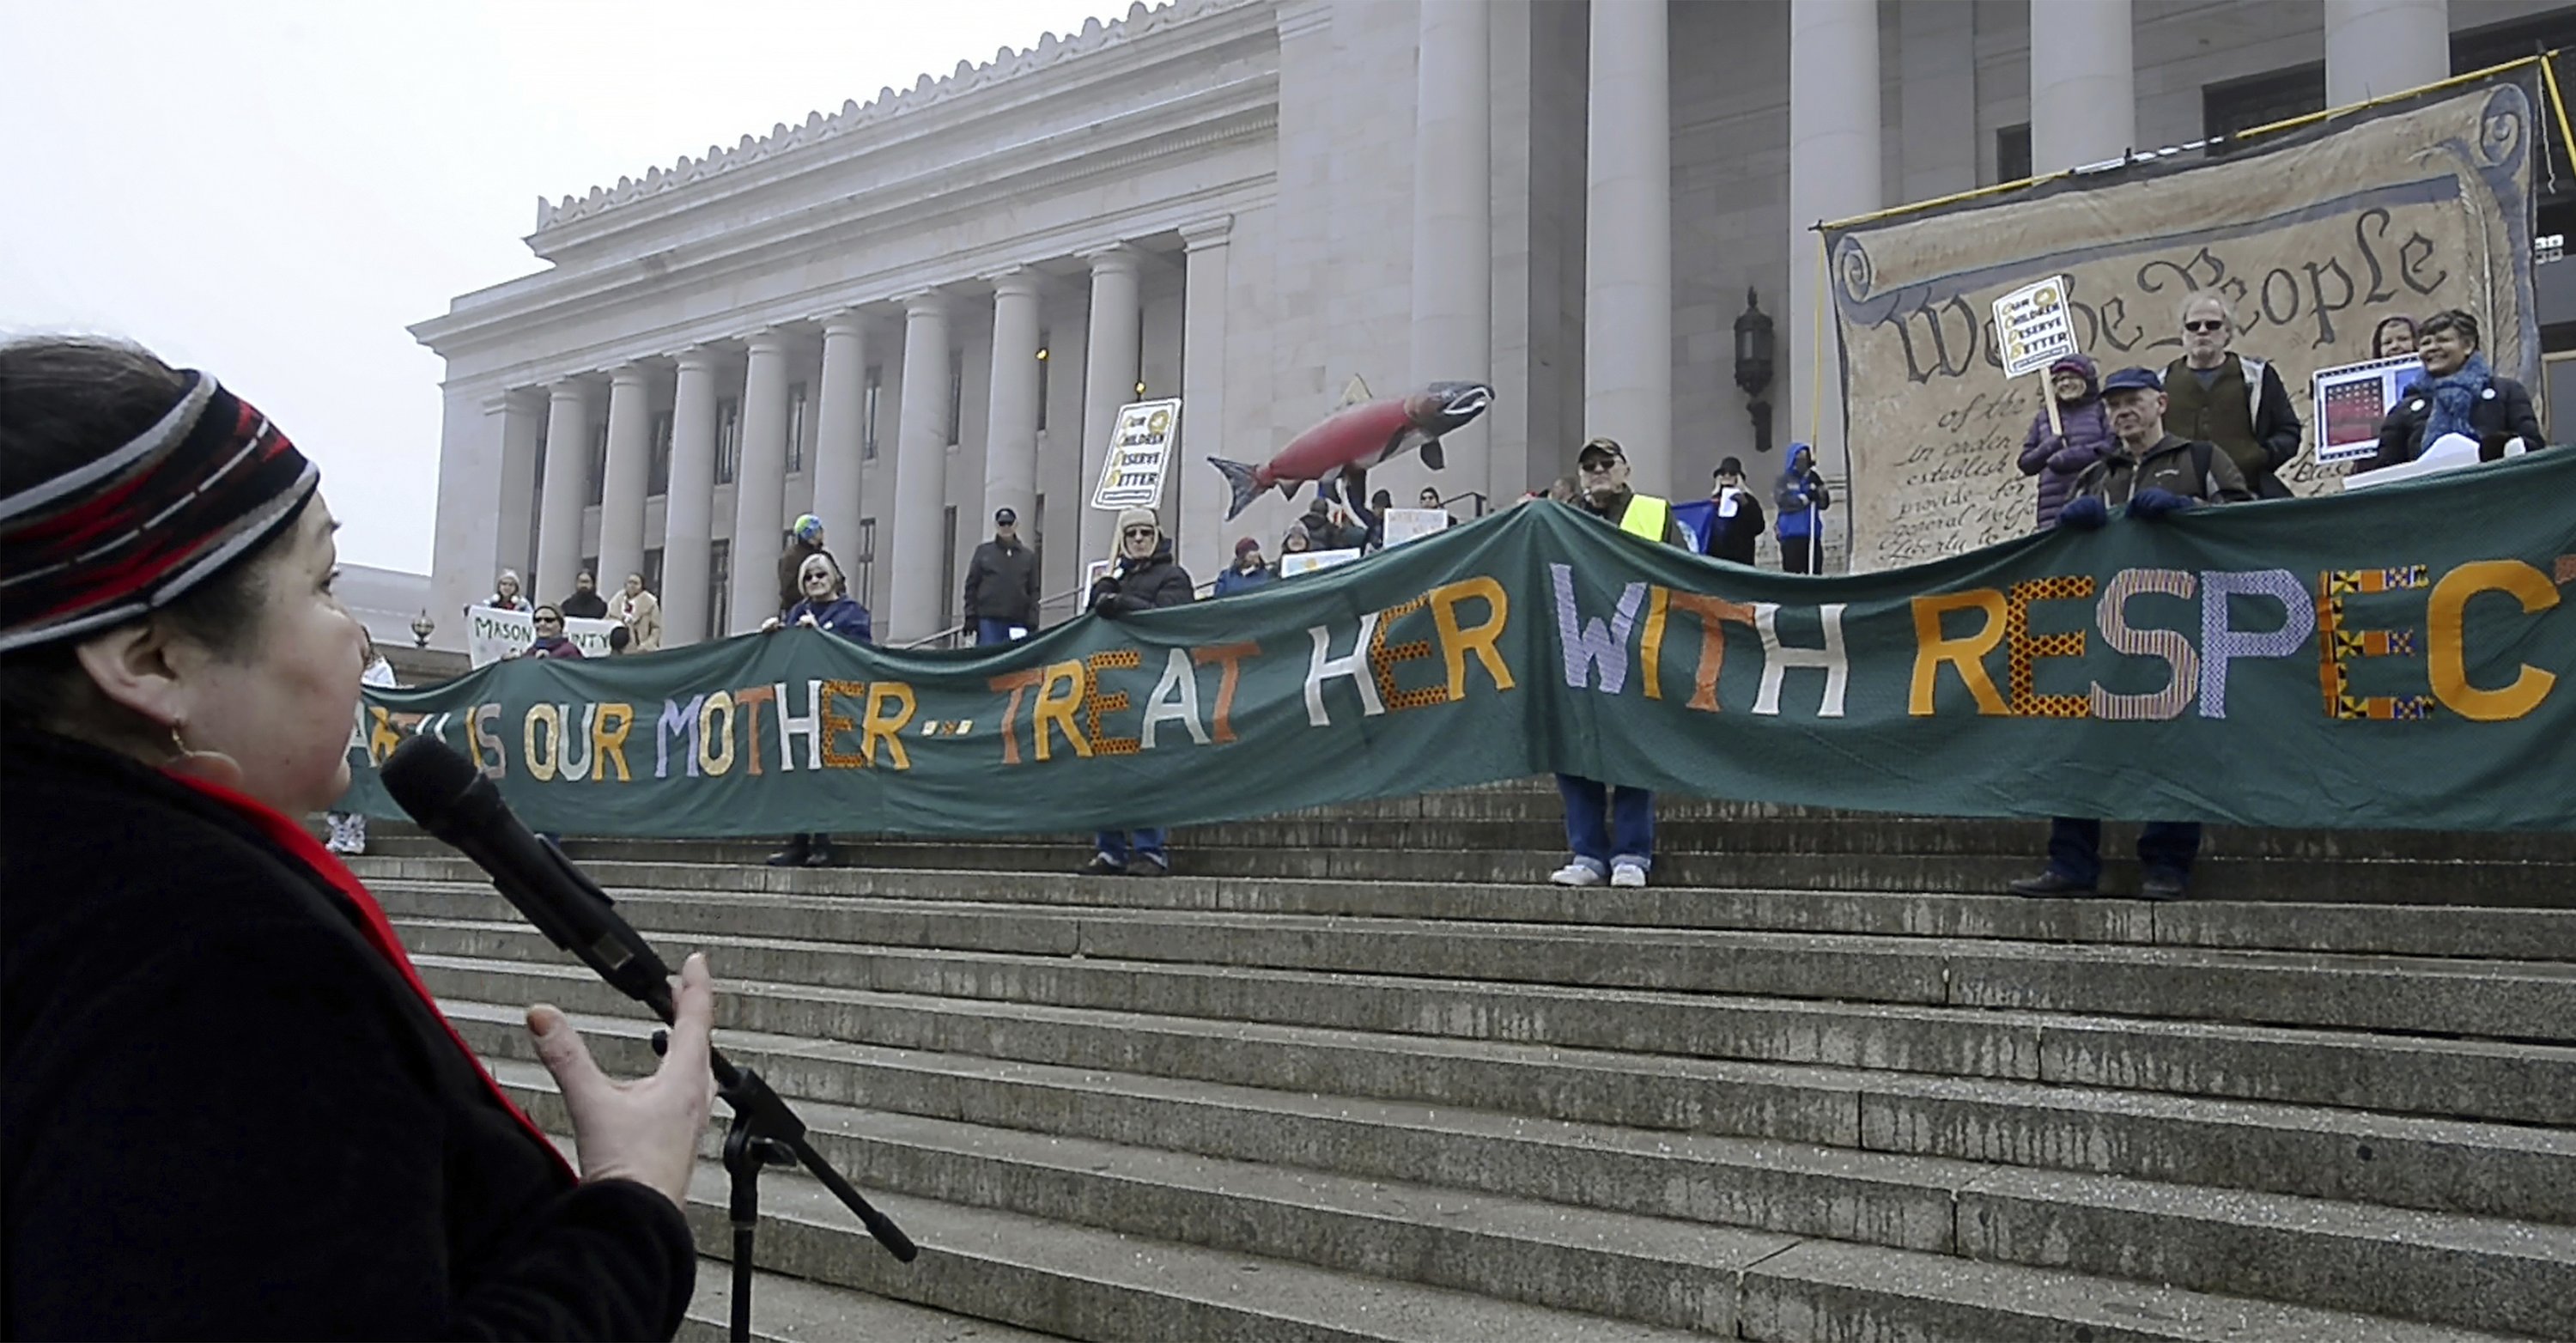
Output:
[
  {"xmin": 765, "ymin": 835, "xmax": 811, "ymax": 866},
  {"xmin": 803, "ymin": 837, "xmax": 836, "ymax": 867}
]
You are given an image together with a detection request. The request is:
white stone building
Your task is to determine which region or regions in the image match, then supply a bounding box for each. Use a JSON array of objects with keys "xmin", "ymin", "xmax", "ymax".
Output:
[{"xmin": 413, "ymin": 0, "xmax": 2575, "ymax": 651}]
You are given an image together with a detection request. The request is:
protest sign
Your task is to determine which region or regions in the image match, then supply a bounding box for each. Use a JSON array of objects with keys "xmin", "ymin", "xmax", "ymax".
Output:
[
  {"xmin": 1822, "ymin": 82, "xmax": 2538, "ymax": 569},
  {"xmin": 1279, "ymin": 547, "xmax": 1363, "ymax": 576},
  {"xmin": 2313, "ymin": 354, "xmax": 2428, "ymax": 463},
  {"xmin": 1993, "ymin": 276, "xmax": 2078, "ymax": 379},
  {"xmin": 345, "ymin": 453, "xmax": 2576, "ymax": 838},
  {"xmin": 1381, "ymin": 507, "xmax": 1451, "ymax": 549},
  {"xmin": 1091, "ymin": 399, "xmax": 1182, "ymax": 510},
  {"xmin": 465, "ymin": 605, "xmax": 619, "ymax": 665}
]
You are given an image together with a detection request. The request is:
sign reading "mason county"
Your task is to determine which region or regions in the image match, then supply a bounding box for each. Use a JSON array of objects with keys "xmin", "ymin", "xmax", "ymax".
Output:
[{"xmin": 339, "ymin": 452, "xmax": 2576, "ymax": 839}]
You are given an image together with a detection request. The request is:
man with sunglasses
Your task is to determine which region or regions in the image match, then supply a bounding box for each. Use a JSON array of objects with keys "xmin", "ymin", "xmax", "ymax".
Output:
[
  {"xmin": 1080, "ymin": 507, "xmax": 1195, "ymax": 877},
  {"xmin": 1550, "ymin": 438, "xmax": 1690, "ymax": 889},
  {"xmin": 2162, "ymin": 291, "xmax": 2303, "ymax": 499}
]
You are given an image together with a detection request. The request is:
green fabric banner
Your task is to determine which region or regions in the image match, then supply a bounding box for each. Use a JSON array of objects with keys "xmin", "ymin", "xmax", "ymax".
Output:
[{"xmin": 345, "ymin": 453, "xmax": 2576, "ymax": 836}]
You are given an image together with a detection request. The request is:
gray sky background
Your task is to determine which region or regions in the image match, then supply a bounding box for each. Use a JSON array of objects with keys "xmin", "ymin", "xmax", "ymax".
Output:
[{"xmin": 1, "ymin": 0, "xmax": 1124, "ymax": 573}]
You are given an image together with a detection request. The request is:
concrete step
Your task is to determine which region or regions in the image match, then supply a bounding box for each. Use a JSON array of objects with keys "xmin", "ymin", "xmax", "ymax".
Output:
[
  {"xmin": 387, "ymin": 905, "xmax": 2576, "ymax": 1044},
  {"xmin": 681, "ymin": 1263, "xmax": 1061, "ymax": 1342},
  {"xmin": 349, "ymin": 835, "xmax": 2576, "ymax": 904},
  {"xmin": 412, "ymin": 946, "xmax": 2576, "ymax": 1128},
  {"xmin": 479, "ymin": 1028, "xmax": 2571, "ymax": 1338},
  {"xmin": 360, "ymin": 866, "xmax": 2576, "ymax": 963},
  {"xmin": 435, "ymin": 975, "xmax": 2576, "ymax": 1224}
]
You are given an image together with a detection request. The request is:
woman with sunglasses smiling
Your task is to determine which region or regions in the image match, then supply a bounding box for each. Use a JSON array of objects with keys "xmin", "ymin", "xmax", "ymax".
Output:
[
  {"xmin": 1, "ymin": 337, "xmax": 713, "ymax": 1339},
  {"xmin": 524, "ymin": 603, "xmax": 585, "ymax": 659}
]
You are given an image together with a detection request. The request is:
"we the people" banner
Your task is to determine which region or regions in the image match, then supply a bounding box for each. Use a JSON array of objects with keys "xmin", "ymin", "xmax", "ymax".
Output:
[
  {"xmin": 1823, "ymin": 81, "xmax": 2540, "ymax": 570},
  {"xmin": 340, "ymin": 453, "xmax": 2576, "ymax": 837}
]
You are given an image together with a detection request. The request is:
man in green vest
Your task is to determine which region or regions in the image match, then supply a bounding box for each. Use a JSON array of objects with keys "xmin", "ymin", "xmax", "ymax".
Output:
[
  {"xmin": 1551, "ymin": 437, "xmax": 1692, "ymax": 889},
  {"xmin": 2161, "ymin": 291, "xmax": 2304, "ymax": 499}
]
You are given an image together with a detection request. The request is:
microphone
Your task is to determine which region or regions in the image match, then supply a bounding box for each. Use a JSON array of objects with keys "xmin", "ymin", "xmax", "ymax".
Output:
[
  {"xmin": 379, "ymin": 735, "xmax": 917, "ymax": 1262},
  {"xmin": 381, "ymin": 735, "xmax": 673, "ymax": 1012}
]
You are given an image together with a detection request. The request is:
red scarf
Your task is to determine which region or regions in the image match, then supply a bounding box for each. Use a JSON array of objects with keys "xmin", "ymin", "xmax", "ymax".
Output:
[{"xmin": 164, "ymin": 769, "xmax": 575, "ymax": 1182}]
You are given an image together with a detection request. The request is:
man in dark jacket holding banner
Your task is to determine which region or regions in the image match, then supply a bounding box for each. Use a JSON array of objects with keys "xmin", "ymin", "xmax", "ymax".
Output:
[
  {"xmin": 1082, "ymin": 507, "xmax": 1194, "ymax": 876},
  {"xmin": 2013, "ymin": 367, "xmax": 2248, "ymax": 902}
]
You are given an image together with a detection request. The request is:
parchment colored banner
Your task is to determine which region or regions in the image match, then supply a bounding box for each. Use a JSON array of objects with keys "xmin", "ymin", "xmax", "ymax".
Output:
[
  {"xmin": 1824, "ymin": 82, "xmax": 2539, "ymax": 571},
  {"xmin": 342, "ymin": 452, "xmax": 2576, "ymax": 837}
]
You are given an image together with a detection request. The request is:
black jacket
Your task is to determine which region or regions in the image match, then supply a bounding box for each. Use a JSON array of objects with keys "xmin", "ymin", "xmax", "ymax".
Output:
[
  {"xmin": 2071, "ymin": 434, "xmax": 2253, "ymax": 507},
  {"xmin": 2367, "ymin": 375, "xmax": 2544, "ymax": 471},
  {"xmin": 963, "ymin": 538, "xmax": 1040, "ymax": 624},
  {"xmin": 556, "ymin": 591, "xmax": 608, "ymax": 619},
  {"xmin": 1706, "ymin": 489, "xmax": 1765, "ymax": 564},
  {"xmin": 2, "ymin": 732, "xmax": 693, "ymax": 1340},
  {"xmin": 1089, "ymin": 538, "xmax": 1194, "ymax": 617}
]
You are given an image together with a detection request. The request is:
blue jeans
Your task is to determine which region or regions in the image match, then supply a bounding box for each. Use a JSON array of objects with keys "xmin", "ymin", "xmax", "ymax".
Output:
[
  {"xmin": 2048, "ymin": 817, "xmax": 2202, "ymax": 887},
  {"xmin": 1097, "ymin": 829, "xmax": 1168, "ymax": 869},
  {"xmin": 976, "ymin": 617, "xmax": 1025, "ymax": 645},
  {"xmin": 1555, "ymin": 774, "xmax": 1654, "ymax": 873}
]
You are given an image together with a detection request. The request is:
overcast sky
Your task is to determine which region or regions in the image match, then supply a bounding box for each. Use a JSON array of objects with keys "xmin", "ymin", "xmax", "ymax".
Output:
[{"xmin": 1, "ymin": 0, "xmax": 1124, "ymax": 573}]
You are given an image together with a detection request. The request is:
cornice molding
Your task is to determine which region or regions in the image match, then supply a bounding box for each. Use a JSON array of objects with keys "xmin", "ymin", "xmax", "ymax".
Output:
[{"xmin": 529, "ymin": 0, "xmax": 1273, "ymax": 238}]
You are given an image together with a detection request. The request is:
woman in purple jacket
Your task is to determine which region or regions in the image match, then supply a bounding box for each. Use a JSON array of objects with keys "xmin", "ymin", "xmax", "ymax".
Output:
[{"xmin": 2016, "ymin": 355, "xmax": 2116, "ymax": 528}]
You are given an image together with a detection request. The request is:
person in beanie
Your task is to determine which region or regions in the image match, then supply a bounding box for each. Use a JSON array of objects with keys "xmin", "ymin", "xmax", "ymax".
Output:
[
  {"xmin": 0, "ymin": 337, "xmax": 704, "ymax": 1339},
  {"xmin": 1705, "ymin": 456, "xmax": 1765, "ymax": 563},
  {"xmin": 963, "ymin": 506, "xmax": 1040, "ymax": 644},
  {"xmin": 483, "ymin": 568, "xmax": 529, "ymax": 611},
  {"xmin": 776, "ymin": 514, "xmax": 834, "ymax": 618},
  {"xmin": 2016, "ymin": 354, "xmax": 2116, "ymax": 528},
  {"xmin": 1552, "ymin": 438, "xmax": 1689, "ymax": 890},
  {"xmin": 2161, "ymin": 291, "xmax": 2303, "ymax": 499},
  {"xmin": 1773, "ymin": 443, "xmax": 1831, "ymax": 572},
  {"xmin": 1082, "ymin": 507, "xmax": 1193, "ymax": 876},
  {"xmin": 1213, "ymin": 536, "xmax": 1277, "ymax": 596},
  {"xmin": 1297, "ymin": 496, "xmax": 1368, "ymax": 552},
  {"xmin": 2014, "ymin": 366, "xmax": 2248, "ymax": 902}
]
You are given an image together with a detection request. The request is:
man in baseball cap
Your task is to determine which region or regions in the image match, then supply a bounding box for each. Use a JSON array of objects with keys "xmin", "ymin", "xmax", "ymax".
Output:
[{"xmin": 964, "ymin": 505, "xmax": 1040, "ymax": 644}]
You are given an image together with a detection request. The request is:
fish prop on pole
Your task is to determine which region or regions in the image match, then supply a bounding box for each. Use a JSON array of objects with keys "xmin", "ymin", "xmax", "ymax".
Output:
[{"xmin": 1208, "ymin": 377, "xmax": 1494, "ymax": 520}]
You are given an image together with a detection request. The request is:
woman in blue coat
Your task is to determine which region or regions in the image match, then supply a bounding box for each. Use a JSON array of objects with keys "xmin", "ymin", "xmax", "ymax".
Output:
[{"xmin": 762, "ymin": 553, "xmax": 870, "ymax": 865}]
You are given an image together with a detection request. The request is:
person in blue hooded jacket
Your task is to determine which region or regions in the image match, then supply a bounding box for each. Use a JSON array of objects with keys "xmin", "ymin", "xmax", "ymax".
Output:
[
  {"xmin": 1772, "ymin": 442, "xmax": 1831, "ymax": 573},
  {"xmin": 761, "ymin": 552, "xmax": 870, "ymax": 866}
]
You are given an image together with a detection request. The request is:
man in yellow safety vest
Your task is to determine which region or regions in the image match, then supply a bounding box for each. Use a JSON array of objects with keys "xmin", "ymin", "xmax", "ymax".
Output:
[{"xmin": 1552, "ymin": 437, "xmax": 1693, "ymax": 889}]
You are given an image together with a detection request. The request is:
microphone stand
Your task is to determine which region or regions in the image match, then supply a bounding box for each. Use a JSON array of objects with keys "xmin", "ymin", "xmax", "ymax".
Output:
[{"xmin": 519, "ymin": 836, "xmax": 918, "ymax": 1343}]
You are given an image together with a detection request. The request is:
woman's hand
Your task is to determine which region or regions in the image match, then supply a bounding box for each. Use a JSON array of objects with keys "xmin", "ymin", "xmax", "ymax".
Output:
[
  {"xmin": 759, "ymin": 617, "xmax": 782, "ymax": 633},
  {"xmin": 525, "ymin": 952, "xmax": 718, "ymax": 1210}
]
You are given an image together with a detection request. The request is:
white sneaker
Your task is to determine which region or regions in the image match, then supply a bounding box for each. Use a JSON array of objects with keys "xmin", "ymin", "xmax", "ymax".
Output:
[
  {"xmin": 1610, "ymin": 861, "xmax": 1648, "ymax": 888},
  {"xmin": 1549, "ymin": 861, "xmax": 1604, "ymax": 887}
]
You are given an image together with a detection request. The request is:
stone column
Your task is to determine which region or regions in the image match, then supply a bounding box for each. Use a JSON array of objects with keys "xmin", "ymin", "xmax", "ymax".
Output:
[
  {"xmin": 726, "ymin": 332, "xmax": 794, "ymax": 634},
  {"xmin": 1077, "ymin": 246, "xmax": 1143, "ymax": 564},
  {"xmin": 660, "ymin": 350, "xmax": 720, "ymax": 645},
  {"xmin": 596, "ymin": 365, "xmax": 654, "ymax": 592},
  {"xmin": 1787, "ymin": 0, "xmax": 1882, "ymax": 501},
  {"xmin": 981, "ymin": 270, "xmax": 1045, "ymax": 548},
  {"xmin": 885, "ymin": 293, "xmax": 952, "ymax": 644},
  {"xmin": 810, "ymin": 313, "xmax": 870, "ymax": 570},
  {"xmin": 493, "ymin": 391, "xmax": 542, "ymax": 583},
  {"xmin": 2325, "ymin": 0, "xmax": 2450, "ymax": 106},
  {"xmin": 1412, "ymin": 0, "xmax": 1492, "ymax": 504},
  {"xmin": 1177, "ymin": 218, "xmax": 1234, "ymax": 582},
  {"xmin": 533, "ymin": 379, "xmax": 592, "ymax": 609},
  {"xmin": 1585, "ymin": 0, "xmax": 1672, "ymax": 497},
  {"xmin": 2032, "ymin": 0, "xmax": 2134, "ymax": 172}
]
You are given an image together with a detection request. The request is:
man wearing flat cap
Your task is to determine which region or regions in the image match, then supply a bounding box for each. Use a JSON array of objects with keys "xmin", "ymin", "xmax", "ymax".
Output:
[{"xmin": 964, "ymin": 505, "xmax": 1041, "ymax": 644}]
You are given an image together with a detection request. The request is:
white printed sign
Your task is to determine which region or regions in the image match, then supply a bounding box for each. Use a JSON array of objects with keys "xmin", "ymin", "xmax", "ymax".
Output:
[
  {"xmin": 1380, "ymin": 507, "xmax": 1451, "ymax": 550},
  {"xmin": 1992, "ymin": 276, "xmax": 2078, "ymax": 380},
  {"xmin": 1091, "ymin": 398, "xmax": 1182, "ymax": 510},
  {"xmin": 465, "ymin": 605, "xmax": 619, "ymax": 666},
  {"xmin": 1279, "ymin": 548, "xmax": 1363, "ymax": 577}
]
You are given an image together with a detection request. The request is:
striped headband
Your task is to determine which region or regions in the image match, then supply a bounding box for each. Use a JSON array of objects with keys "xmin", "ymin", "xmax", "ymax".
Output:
[{"xmin": 0, "ymin": 371, "xmax": 319, "ymax": 653}]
